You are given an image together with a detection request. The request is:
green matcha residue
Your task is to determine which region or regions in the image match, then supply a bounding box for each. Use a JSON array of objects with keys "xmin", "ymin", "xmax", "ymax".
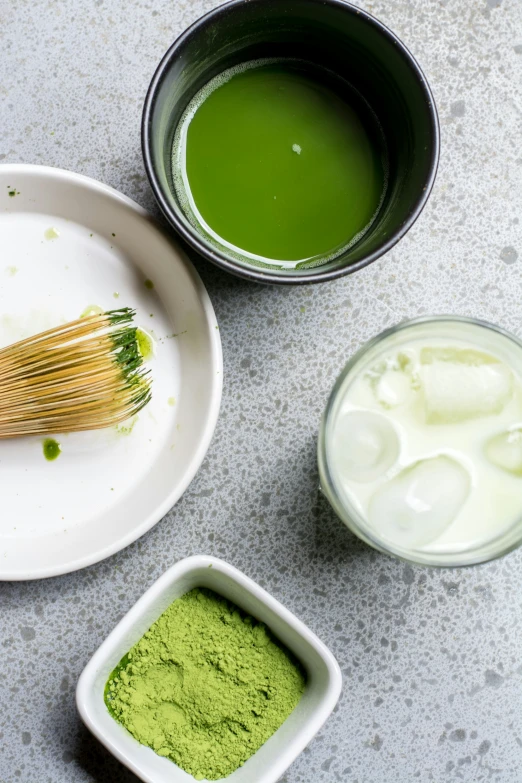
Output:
[
  {"xmin": 144, "ymin": 278, "xmax": 154, "ymax": 290},
  {"xmin": 105, "ymin": 588, "xmax": 306, "ymax": 780},
  {"xmin": 44, "ymin": 227, "xmax": 60, "ymax": 240},
  {"xmin": 136, "ymin": 327, "xmax": 154, "ymax": 360},
  {"xmin": 80, "ymin": 304, "xmax": 103, "ymax": 318},
  {"xmin": 43, "ymin": 438, "xmax": 61, "ymax": 461},
  {"xmin": 115, "ymin": 415, "xmax": 138, "ymax": 436}
]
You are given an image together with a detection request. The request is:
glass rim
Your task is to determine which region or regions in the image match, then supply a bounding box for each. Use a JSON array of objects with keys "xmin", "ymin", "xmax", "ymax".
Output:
[{"xmin": 318, "ymin": 315, "xmax": 522, "ymax": 568}]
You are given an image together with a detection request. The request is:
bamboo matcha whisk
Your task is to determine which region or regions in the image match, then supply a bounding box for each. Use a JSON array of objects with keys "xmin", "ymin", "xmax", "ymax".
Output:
[{"xmin": 0, "ymin": 308, "xmax": 152, "ymax": 438}]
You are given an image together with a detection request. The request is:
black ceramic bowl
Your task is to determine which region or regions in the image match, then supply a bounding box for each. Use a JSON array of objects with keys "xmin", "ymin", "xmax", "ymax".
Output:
[{"xmin": 142, "ymin": 0, "xmax": 439, "ymax": 285}]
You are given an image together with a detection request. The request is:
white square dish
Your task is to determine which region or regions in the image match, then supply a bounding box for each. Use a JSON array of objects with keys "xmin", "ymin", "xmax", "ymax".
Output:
[{"xmin": 76, "ymin": 555, "xmax": 342, "ymax": 783}]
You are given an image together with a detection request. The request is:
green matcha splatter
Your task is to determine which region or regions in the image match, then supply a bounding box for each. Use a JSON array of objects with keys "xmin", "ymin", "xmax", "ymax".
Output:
[
  {"xmin": 113, "ymin": 292, "xmax": 120, "ymax": 299},
  {"xmin": 115, "ymin": 415, "xmax": 138, "ymax": 436},
  {"xmin": 168, "ymin": 397, "xmax": 176, "ymax": 407},
  {"xmin": 44, "ymin": 227, "xmax": 60, "ymax": 240},
  {"xmin": 80, "ymin": 304, "xmax": 103, "ymax": 318},
  {"xmin": 5, "ymin": 266, "xmax": 18, "ymax": 277},
  {"xmin": 43, "ymin": 438, "xmax": 61, "ymax": 461},
  {"xmin": 105, "ymin": 588, "xmax": 306, "ymax": 780},
  {"xmin": 136, "ymin": 327, "xmax": 154, "ymax": 360},
  {"xmin": 144, "ymin": 278, "xmax": 154, "ymax": 290}
]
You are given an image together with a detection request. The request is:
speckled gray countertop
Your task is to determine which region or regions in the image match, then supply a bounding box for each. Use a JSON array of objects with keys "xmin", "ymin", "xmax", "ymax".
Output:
[{"xmin": 1, "ymin": 0, "xmax": 522, "ymax": 781}]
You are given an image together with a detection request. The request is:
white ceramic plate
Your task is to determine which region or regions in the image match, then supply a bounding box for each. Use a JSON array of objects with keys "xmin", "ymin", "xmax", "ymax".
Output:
[{"xmin": 0, "ymin": 164, "xmax": 222, "ymax": 580}]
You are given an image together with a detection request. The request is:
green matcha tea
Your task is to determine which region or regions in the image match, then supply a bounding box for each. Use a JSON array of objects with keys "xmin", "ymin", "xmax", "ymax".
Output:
[{"xmin": 172, "ymin": 59, "xmax": 387, "ymax": 269}]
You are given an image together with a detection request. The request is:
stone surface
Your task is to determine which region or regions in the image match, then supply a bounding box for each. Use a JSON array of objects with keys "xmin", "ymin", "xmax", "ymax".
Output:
[{"xmin": 1, "ymin": 0, "xmax": 522, "ymax": 781}]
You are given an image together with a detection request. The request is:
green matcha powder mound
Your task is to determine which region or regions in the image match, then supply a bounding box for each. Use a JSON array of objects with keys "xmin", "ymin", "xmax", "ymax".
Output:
[{"xmin": 105, "ymin": 588, "xmax": 306, "ymax": 780}]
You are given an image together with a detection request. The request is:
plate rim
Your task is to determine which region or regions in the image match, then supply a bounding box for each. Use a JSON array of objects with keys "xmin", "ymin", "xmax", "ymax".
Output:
[{"xmin": 0, "ymin": 163, "xmax": 223, "ymax": 581}]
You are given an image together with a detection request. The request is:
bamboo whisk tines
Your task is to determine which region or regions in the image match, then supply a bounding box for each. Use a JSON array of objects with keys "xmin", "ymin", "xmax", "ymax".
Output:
[{"xmin": 0, "ymin": 308, "xmax": 152, "ymax": 438}]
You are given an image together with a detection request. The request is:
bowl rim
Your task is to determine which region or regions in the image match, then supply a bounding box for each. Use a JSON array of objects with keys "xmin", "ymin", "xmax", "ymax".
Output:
[
  {"xmin": 76, "ymin": 554, "xmax": 343, "ymax": 783},
  {"xmin": 141, "ymin": 0, "xmax": 440, "ymax": 285}
]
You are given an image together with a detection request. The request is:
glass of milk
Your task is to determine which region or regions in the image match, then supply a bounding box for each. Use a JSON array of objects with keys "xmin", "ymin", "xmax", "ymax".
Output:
[{"xmin": 318, "ymin": 316, "xmax": 522, "ymax": 566}]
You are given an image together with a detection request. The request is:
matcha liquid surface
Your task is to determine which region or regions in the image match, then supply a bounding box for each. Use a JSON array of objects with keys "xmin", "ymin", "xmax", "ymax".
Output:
[{"xmin": 172, "ymin": 60, "xmax": 387, "ymax": 269}]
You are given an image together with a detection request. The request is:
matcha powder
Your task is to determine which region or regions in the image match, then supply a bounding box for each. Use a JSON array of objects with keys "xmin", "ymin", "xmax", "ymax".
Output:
[{"xmin": 105, "ymin": 588, "xmax": 306, "ymax": 780}]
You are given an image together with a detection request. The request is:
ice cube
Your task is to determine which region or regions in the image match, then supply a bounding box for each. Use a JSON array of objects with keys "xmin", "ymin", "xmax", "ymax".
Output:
[
  {"xmin": 366, "ymin": 351, "xmax": 419, "ymax": 410},
  {"xmin": 420, "ymin": 347, "xmax": 513, "ymax": 424},
  {"xmin": 332, "ymin": 410, "xmax": 400, "ymax": 483},
  {"xmin": 368, "ymin": 456, "xmax": 471, "ymax": 547},
  {"xmin": 374, "ymin": 370, "xmax": 414, "ymax": 408},
  {"xmin": 485, "ymin": 428, "xmax": 522, "ymax": 476}
]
